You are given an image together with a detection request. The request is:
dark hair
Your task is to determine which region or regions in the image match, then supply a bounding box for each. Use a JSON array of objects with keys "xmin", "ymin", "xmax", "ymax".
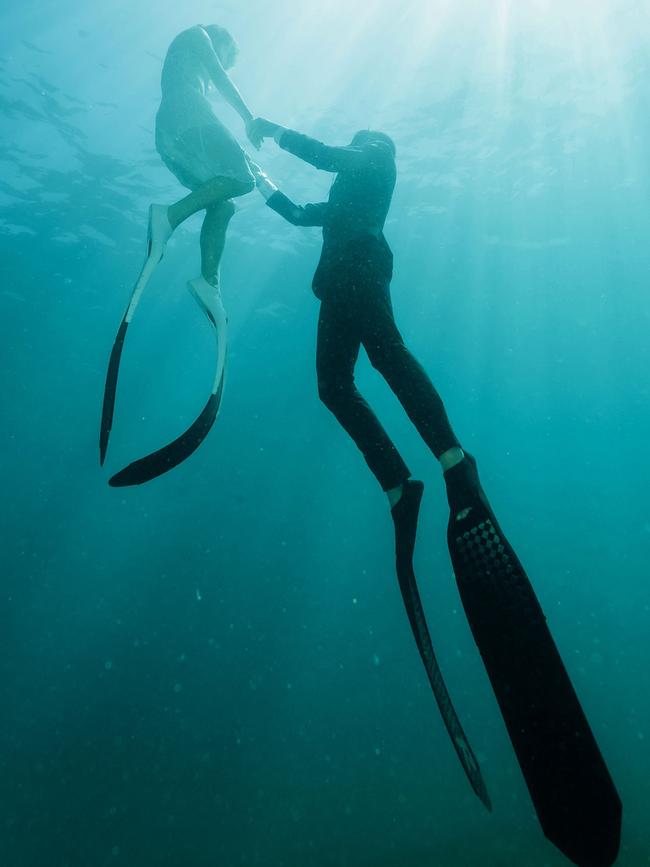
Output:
[{"xmin": 351, "ymin": 129, "xmax": 396, "ymax": 158}]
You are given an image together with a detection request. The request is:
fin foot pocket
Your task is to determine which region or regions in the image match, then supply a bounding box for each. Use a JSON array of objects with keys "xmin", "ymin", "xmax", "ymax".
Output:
[
  {"xmin": 146, "ymin": 203, "xmax": 173, "ymax": 265},
  {"xmin": 391, "ymin": 479, "xmax": 424, "ymax": 566}
]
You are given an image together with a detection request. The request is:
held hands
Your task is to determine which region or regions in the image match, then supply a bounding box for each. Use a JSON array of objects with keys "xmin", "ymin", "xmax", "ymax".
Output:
[
  {"xmin": 247, "ymin": 117, "xmax": 283, "ymax": 144},
  {"xmin": 247, "ymin": 158, "xmax": 265, "ymax": 181},
  {"xmin": 247, "ymin": 158, "xmax": 279, "ymax": 200}
]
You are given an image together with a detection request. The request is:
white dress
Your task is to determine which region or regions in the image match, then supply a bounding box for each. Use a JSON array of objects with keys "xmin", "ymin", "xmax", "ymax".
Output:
[{"xmin": 155, "ymin": 26, "xmax": 253, "ymax": 190}]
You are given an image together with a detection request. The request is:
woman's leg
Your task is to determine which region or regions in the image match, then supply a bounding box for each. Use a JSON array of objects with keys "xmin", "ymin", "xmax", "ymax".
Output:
[
  {"xmin": 168, "ymin": 176, "xmax": 253, "ymax": 229},
  {"xmin": 200, "ymin": 200, "xmax": 236, "ymax": 286},
  {"xmin": 148, "ymin": 174, "xmax": 252, "ymax": 268}
]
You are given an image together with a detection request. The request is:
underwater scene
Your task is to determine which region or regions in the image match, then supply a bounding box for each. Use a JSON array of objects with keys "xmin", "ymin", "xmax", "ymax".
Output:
[{"xmin": 1, "ymin": 1, "xmax": 649, "ymax": 865}]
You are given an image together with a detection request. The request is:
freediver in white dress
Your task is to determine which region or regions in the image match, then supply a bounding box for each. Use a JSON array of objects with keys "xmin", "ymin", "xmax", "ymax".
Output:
[
  {"xmin": 153, "ymin": 23, "xmax": 260, "ymax": 298},
  {"xmin": 100, "ymin": 25, "xmax": 261, "ymax": 485}
]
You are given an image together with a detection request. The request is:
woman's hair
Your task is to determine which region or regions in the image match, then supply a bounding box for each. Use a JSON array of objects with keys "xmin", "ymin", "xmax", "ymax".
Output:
[
  {"xmin": 351, "ymin": 129, "xmax": 396, "ymax": 158},
  {"xmin": 203, "ymin": 25, "xmax": 239, "ymax": 59}
]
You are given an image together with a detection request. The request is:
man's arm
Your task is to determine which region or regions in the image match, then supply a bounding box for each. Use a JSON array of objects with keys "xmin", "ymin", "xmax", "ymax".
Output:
[
  {"xmin": 277, "ymin": 129, "xmax": 367, "ymax": 173},
  {"xmin": 248, "ymin": 118, "xmax": 368, "ymax": 173},
  {"xmin": 249, "ymin": 160, "xmax": 327, "ymax": 226},
  {"xmin": 267, "ymin": 192, "xmax": 328, "ymax": 227}
]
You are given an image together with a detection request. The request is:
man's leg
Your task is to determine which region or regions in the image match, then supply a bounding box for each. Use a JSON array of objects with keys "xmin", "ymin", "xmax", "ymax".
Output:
[
  {"xmin": 316, "ymin": 289, "xmax": 410, "ymax": 492},
  {"xmin": 359, "ymin": 280, "xmax": 489, "ymax": 519},
  {"xmin": 317, "ymin": 269, "xmax": 427, "ymax": 581},
  {"xmin": 360, "ymin": 281, "xmax": 463, "ymax": 472}
]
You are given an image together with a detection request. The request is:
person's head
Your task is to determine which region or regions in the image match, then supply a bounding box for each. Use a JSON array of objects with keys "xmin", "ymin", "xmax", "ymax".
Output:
[
  {"xmin": 204, "ymin": 25, "xmax": 239, "ymax": 69},
  {"xmin": 350, "ymin": 129, "xmax": 396, "ymax": 158}
]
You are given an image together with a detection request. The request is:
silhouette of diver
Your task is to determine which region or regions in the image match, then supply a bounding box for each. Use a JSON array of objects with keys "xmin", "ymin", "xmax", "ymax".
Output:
[
  {"xmin": 247, "ymin": 118, "xmax": 622, "ymax": 867},
  {"xmin": 248, "ymin": 120, "xmax": 464, "ymax": 539}
]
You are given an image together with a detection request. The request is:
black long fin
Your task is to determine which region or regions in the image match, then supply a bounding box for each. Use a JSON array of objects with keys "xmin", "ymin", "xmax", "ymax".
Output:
[
  {"xmin": 98, "ymin": 239, "xmax": 162, "ymax": 466},
  {"xmin": 99, "ymin": 318, "xmax": 129, "ymax": 465},
  {"xmin": 393, "ymin": 481, "xmax": 492, "ymax": 811},
  {"xmin": 446, "ymin": 456, "xmax": 621, "ymax": 866},
  {"xmin": 108, "ymin": 381, "xmax": 224, "ymax": 487}
]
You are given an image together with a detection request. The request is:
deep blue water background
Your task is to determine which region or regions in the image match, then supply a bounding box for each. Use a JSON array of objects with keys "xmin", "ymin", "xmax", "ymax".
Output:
[{"xmin": 1, "ymin": 1, "xmax": 649, "ymax": 864}]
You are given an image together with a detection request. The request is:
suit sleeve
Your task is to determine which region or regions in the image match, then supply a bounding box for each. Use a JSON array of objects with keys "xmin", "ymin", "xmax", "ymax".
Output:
[
  {"xmin": 266, "ymin": 191, "xmax": 327, "ymax": 227},
  {"xmin": 277, "ymin": 129, "xmax": 367, "ymax": 173}
]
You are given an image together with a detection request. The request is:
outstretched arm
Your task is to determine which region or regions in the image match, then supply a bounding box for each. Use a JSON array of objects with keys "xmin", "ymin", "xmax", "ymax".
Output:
[
  {"xmin": 267, "ymin": 192, "xmax": 328, "ymax": 227},
  {"xmin": 278, "ymin": 129, "xmax": 367, "ymax": 173},
  {"xmin": 195, "ymin": 28, "xmax": 261, "ymax": 147},
  {"xmin": 249, "ymin": 160, "xmax": 327, "ymax": 227},
  {"xmin": 248, "ymin": 118, "xmax": 369, "ymax": 172}
]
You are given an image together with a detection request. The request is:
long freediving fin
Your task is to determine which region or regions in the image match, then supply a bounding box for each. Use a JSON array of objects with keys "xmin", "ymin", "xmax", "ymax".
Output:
[
  {"xmin": 108, "ymin": 277, "xmax": 227, "ymax": 487},
  {"xmin": 392, "ymin": 480, "xmax": 492, "ymax": 811},
  {"xmin": 99, "ymin": 205, "xmax": 172, "ymax": 465},
  {"xmin": 445, "ymin": 454, "xmax": 622, "ymax": 867},
  {"xmin": 108, "ymin": 386, "xmax": 224, "ymax": 487},
  {"xmin": 100, "ymin": 318, "xmax": 128, "ymax": 465}
]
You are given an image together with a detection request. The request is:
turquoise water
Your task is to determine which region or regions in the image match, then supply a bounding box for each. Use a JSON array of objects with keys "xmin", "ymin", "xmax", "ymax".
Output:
[{"xmin": 2, "ymin": 1, "xmax": 649, "ymax": 864}]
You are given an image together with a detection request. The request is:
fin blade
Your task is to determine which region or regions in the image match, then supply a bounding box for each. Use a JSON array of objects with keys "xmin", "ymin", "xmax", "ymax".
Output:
[
  {"xmin": 449, "ymin": 505, "xmax": 621, "ymax": 866},
  {"xmin": 99, "ymin": 248, "xmax": 161, "ymax": 465},
  {"xmin": 393, "ymin": 482, "xmax": 491, "ymax": 810},
  {"xmin": 397, "ymin": 554, "xmax": 492, "ymax": 811},
  {"xmin": 99, "ymin": 318, "xmax": 128, "ymax": 465},
  {"xmin": 109, "ymin": 375, "xmax": 224, "ymax": 487},
  {"xmin": 108, "ymin": 287, "xmax": 228, "ymax": 487}
]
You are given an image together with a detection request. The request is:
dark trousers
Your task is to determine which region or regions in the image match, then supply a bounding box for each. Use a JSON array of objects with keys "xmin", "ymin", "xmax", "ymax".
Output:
[{"xmin": 316, "ymin": 238, "xmax": 459, "ymax": 491}]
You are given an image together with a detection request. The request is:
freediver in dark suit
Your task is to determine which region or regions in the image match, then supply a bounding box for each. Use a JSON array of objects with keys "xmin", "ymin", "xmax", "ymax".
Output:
[{"xmin": 246, "ymin": 117, "xmax": 622, "ymax": 867}]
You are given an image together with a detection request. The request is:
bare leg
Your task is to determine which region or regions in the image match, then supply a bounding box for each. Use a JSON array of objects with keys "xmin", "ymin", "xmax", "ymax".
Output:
[
  {"xmin": 200, "ymin": 200, "xmax": 236, "ymax": 287},
  {"xmin": 167, "ymin": 176, "xmax": 253, "ymax": 230}
]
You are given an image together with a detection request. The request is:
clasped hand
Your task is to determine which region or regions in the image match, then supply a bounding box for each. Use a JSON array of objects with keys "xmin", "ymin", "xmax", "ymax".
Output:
[{"xmin": 247, "ymin": 117, "xmax": 282, "ymax": 147}]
